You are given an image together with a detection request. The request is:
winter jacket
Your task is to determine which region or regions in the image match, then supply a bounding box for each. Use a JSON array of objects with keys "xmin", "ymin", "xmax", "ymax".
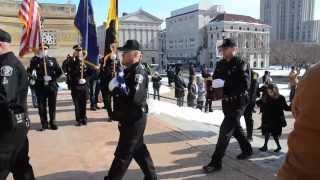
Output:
[
  {"xmin": 256, "ymin": 95, "xmax": 290, "ymax": 136},
  {"xmin": 187, "ymin": 82, "xmax": 198, "ymax": 107},
  {"xmin": 152, "ymin": 75, "xmax": 162, "ymax": 89},
  {"xmin": 278, "ymin": 64, "xmax": 320, "ymax": 180},
  {"xmin": 197, "ymin": 80, "xmax": 206, "ymax": 102},
  {"xmin": 174, "ymin": 73, "xmax": 186, "ymax": 98}
]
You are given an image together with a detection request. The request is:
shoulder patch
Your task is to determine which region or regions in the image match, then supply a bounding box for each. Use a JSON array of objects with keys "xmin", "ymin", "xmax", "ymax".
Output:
[
  {"xmin": 0, "ymin": 65, "xmax": 13, "ymax": 77},
  {"xmin": 135, "ymin": 74, "xmax": 144, "ymax": 84}
]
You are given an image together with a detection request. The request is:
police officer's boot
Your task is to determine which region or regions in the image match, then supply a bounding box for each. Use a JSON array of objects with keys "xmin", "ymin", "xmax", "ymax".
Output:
[{"xmin": 50, "ymin": 122, "xmax": 58, "ymax": 130}]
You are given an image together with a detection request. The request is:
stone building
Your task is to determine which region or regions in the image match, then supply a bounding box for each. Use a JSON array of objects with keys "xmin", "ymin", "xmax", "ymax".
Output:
[
  {"xmin": 208, "ymin": 13, "xmax": 271, "ymax": 69},
  {"xmin": 0, "ymin": 0, "xmax": 79, "ymax": 64},
  {"xmin": 165, "ymin": 0, "xmax": 224, "ymax": 65},
  {"xmin": 97, "ymin": 9, "xmax": 163, "ymax": 65}
]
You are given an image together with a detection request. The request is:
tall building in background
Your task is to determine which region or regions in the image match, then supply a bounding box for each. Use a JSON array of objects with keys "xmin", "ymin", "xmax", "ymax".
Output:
[
  {"xmin": 260, "ymin": 0, "xmax": 315, "ymax": 42},
  {"xmin": 165, "ymin": 0, "xmax": 225, "ymax": 65},
  {"xmin": 301, "ymin": 20, "xmax": 320, "ymax": 44},
  {"xmin": 98, "ymin": 9, "xmax": 163, "ymax": 64}
]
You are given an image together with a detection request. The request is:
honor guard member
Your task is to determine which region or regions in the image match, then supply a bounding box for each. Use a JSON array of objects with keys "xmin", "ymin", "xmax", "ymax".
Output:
[
  {"xmin": 0, "ymin": 29, "xmax": 35, "ymax": 180},
  {"xmin": 66, "ymin": 45, "xmax": 89, "ymax": 126},
  {"xmin": 203, "ymin": 38, "xmax": 253, "ymax": 173},
  {"xmin": 62, "ymin": 54, "xmax": 73, "ymax": 90},
  {"xmin": 105, "ymin": 40, "xmax": 157, "ymax": 180},
  {"xmin": 100, "ymin": 49, "xmax": 117, "ymax": 120},
  {"xmin": 29, "ymin": 44, "xmax": 62, "ymax": 131}
]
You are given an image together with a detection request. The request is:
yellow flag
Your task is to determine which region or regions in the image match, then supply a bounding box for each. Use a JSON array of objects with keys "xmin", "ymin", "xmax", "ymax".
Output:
[{"xmin": 106, "ymin": 0, "xmax": 118, "ymax": 32}]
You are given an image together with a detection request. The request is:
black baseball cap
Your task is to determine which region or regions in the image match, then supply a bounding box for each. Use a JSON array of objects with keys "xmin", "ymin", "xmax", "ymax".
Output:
[
  {"xmin": 0, "ymin": 29, "xmax": 12, "ymax": 43},
  {"xmin": 219, "ymin": 38, "xmax": 237, "ymax": 48},
  {"xmin": 118, "ymin": 40, "xmax": 140, "ymax": 51}
]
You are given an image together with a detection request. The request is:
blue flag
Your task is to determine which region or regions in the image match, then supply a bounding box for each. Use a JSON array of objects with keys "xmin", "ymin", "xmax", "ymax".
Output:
[{"xmin": 74, "ymin": 0, "xmax": 99, "ymax": 65}]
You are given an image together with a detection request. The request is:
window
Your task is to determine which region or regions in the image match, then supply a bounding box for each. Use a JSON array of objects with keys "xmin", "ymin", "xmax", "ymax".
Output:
[
  {"xmin": 253, "ymin": 61, "xmax": 257, "ymax": 68},
  {"xmin": 231, "ymin": 26, "xmax": 234, "ymax": 30},
  {"xmin": 239, "ymin": 27, "xmax": 242, "ymax": 30},
  {"xmin": 41, "ymin": 30, "xmax": 57, "ymax": 46},
  {"xmin": 247, "ymin": 27, "xmax": 250, "ymax": 31},
  {"xmin": 261, "ymin": 61, "xmax": 264, "ymax": 68},
  {"xmin": 211, "ymin": 34, "xmax": 214, "ymax": 39}
]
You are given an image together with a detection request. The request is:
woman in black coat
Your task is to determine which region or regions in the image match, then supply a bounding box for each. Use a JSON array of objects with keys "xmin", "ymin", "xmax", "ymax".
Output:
[{"xmin": 257, "ymin": 84, "xmax": 291, "ymax": 153}]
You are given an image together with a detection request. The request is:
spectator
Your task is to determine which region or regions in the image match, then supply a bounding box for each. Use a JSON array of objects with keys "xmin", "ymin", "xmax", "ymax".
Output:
[
  {"xmin": 288, "ymin": 66, "xmax": 300, "ymax": 102},
  {"xmin": 151, "ymin": 72, "xmax": 162, "ymax": 100},
  {"xmin": 167, "ymin": 66, "xmax": 175, "ymax": 87},
  {"xmin": 205, "ymin": 77, "xmax": 214, "ymax": 112},
  {"xmin": 174, "ymin": 68, "xmax": 186, "ymax": 107},
  {"xmin": 196, "ymin": 76, "xmax": 206, "ymax": 111},
  {"xmin": 187, "ymin": 76, "xmax": 198, "ymax": 108},
  {"xmin": 277, "ymin": 63, "xmax": 320, "ymax": 179},
  {"xmin": 257, "ymin": 84, "xmax": 291, "ymax": 153},
  {"xmin": 189, "ymin": 64, "xmax": 196, "ymax": 82}
]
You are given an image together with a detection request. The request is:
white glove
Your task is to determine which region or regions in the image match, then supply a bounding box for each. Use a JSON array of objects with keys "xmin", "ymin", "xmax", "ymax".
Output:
[
  {"xmin": 111, "ymin": 53, "xmax": 117, "ymax": 60},
  {"xmin": 108, "ymin": 77, "xmax": 119, "ymax": 91},
  {"xmin": 44, "ymin": 75, "xmax": 52, "ymax": 82},
  {"xmin": 212, "ymin": 79, "xmax": 225, "ymax": 88},
  {"xmin": 78, "ymin": 78, "xmax": 86, "ymax": 85}
]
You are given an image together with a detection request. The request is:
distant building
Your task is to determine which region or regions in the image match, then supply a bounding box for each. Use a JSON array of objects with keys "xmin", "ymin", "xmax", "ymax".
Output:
[
  {"xmin": 301, "ymin": 20, "xmax": 320, "ymax": 44},
  {"xmin": 260, "ymin": 0, "xmax": 315, "ymax": 42},
  {"xmin": 165, "ymin": 0, "xmax": 225, "ymax": 65},
  {"xmin": 208, "ymin": 13, "xmax": 271, "ymax": 69},
  {"xmin": 0, "ymin": 0, "xmax": 79, "ymax": 64},
  {"xmin": 159, "ymin": 29, "xmax": 167, "ymax": 67},
  {"xmin": 98, "ymin": 9, "xmax": 163, "ymax": 64}
]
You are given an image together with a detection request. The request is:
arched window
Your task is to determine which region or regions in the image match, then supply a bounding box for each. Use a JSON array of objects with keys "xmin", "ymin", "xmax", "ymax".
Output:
[
  {"xmin": 253, "ymin": 61, "xmax": 257, "ymax": 68},
  {"xmin": 261, "ymin": 61, "xmax": 264, "ymax": 68},
  {"xmin": 247, "ymin": 27, "xmax": 250, "ymax": 31},
  {"xmin": 231, "ymin": 26, "xmax": 234, "ymax": 30},
  {"xmin": 239, "ymin": 27, "xmax": 242, "ymax": 30}
]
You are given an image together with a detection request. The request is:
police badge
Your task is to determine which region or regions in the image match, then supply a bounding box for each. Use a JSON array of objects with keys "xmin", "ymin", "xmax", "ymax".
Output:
[{"xmin": 0, "ymin": 65, "xmax": 13, "ymax": 85}]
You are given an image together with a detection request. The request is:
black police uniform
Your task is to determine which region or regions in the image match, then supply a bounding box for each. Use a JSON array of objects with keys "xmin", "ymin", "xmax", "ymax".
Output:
[
  {"xmin": 100, "ymin": 57, "xmax": 117, "ymax": 117},
  {"xmin": 87, "ymin": 65, "xmax": 100, "ymax": 110},
  {"xmin": 105, "ymin": 62, "xmax": 157, "ymax": 180},
  {"xmin": 207, "ymin": 56, "xmax": 253, "ymax": 169},
  {"xmin": 62, "ymin": 55, "xmax": 73, "ymax": 90},
  {"xmin": 66, "ymin": 56, "xmax": 89, "ymax": 125},
  {"xmin": 244, "ymin": 70, "xmax": 259, "ymax": 140},
  {"xmin": 0, "ymin": 51, "xmax": 35, "ymax": 180},
  {"xmin": 29, "ymin": 55, "xmax": 62, "ymax": 130}
]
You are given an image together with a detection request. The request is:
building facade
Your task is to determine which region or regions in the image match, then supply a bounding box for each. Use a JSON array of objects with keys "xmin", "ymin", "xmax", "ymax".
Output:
[
  {"xmin": 165, "ymin": 0, "xmax": 225, "ymax": 65},
  {"xmin": 260, "ymin": 0, "xmax": 315, "ymax": 42},
  {"xmin": 301, "ymin": 20, "xmax": 320, "ymax": 44},
  {"xmin": 97, "ymin": 9, "xmax": 163, "ymax": 65},
  {"xmin": 0, "ymin": 0, "xmax": 79, "ymax": 64},
  {"xmin": 208, "ymin": 14, "xmax": 271, "ymax": 69}
]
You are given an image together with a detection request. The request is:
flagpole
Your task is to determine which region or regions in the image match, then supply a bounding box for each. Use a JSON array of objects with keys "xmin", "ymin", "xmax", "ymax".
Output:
[{"xmin": 39, "ymin": 17, "xmax": 48, "ymax": 77}]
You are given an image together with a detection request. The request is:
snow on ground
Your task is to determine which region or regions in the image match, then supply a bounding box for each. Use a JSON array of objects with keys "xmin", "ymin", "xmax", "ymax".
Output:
[
  {"xmin": 148, "ymin": 99, "xmax": 247, "ymax": 128},
  {"xmin": 148, "ymin": 82, "xmax": 171, "ymax": 95},
  {"xmin": 254, "ymin": 68, "xmax": 305, "ymax": 78}
]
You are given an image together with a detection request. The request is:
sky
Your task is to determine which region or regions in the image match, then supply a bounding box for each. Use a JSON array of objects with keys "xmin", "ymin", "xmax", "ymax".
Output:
[{"xmin": 40, "ymin": 0, "xmax": 320, "ymax": 27}]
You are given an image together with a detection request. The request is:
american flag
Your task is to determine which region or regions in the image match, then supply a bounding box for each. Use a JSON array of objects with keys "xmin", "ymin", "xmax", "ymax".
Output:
[{"xmin": 18, "ymin": 0, "xmax": 41, "ymax": 57}]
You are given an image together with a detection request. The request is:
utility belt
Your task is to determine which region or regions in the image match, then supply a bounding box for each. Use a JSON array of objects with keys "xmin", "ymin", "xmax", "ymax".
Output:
[
  {"xmin": 113, "ymin": 104, "xmax": 149, "ymax": 122},
  {"xmin": 222, "ymin": 92, "xmax": 248, "ymax": 102}
]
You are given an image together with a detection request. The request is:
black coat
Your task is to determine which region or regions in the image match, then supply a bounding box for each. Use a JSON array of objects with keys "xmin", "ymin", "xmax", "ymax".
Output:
[
  {"xmin": 257, "ymin": 95, "xmax": 291, "ymax": 136},
  {"xmin": 151, "ymin": 75, "xmax": 162, "ymax": 89},
  {"xmin": 174, "ymin": 73, "xmax": 186, "ymax": 98}
]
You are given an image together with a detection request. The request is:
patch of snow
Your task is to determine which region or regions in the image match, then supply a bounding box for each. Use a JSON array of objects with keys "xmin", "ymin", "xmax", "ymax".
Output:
[{"xmin": 148, "ymin": 99, "xmax": 247, "ymax": 128}]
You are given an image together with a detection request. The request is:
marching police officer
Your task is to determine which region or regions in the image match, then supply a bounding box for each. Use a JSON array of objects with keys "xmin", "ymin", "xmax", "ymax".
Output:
[
  {"xmin": 64, "ymin": 45, "xmax": 89, "ymax": 126},
  {"xmin": 29, "ymin": 44, "xmax": 62, "ymax": 131},
  {"xmin": 100, "ymin": 52, "xmax": 116, "ymax": 120},
  {"xmin": 0, "ymin": 29, "xmax": 35, "ymax": 179},
  {"xmin": 203, "ymin": 38, "xmax": 253, "ymax": 173},
  {"xmin": 105, "ymin": 40, "xmax": 157, "ymax": 180}
]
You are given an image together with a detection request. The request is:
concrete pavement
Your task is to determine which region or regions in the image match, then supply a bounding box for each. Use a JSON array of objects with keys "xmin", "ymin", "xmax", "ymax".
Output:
[{"xmin": 8, "ymin": 90, "xmax": 277, "ymax": 180}]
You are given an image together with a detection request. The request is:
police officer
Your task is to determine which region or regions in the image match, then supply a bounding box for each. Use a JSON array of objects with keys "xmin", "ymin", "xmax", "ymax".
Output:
[
  {"xmin": 100, "ymin": 52, "xmax": 116, "ymax": 120},
  {"xmin": 29, "ymin": 44, "xmax": 62, "ymax": 131},
  {"xmin": 0, "ymin": 29, "xmax": 35, "ymax": 179},
  {"xmin": 105, "ymin": 40, "xmax": 157, "ymax": 180},
  {"xmin": 65, "ymin": 45, "xmax": 89, "ymax": 126},
  {"xmin": 244, "ymin": 70, "xmax": 259, "ymax": 141},
  {"xmin": 203, "ymin": 38, "xmax": 253, "ymax": 173}
]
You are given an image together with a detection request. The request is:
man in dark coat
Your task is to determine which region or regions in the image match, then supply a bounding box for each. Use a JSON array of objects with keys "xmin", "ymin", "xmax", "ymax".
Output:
[
  {"xmin": 203, "ymin": 38, "xmax": 253, "ymax": 173},
  {"xmin": 105, "ymin": 40, "xmax": 157, "ymax": 180},
  {"xmin": 29, "ymin": 44, "xmax": 63, "ymax": 131},
  {"xmin": 0, "ymin": 29, "xmax": 35, "ymax": 180},
  {"xmin": 151, "ymin": 72, "xmax": 162, "ymax": 100}
]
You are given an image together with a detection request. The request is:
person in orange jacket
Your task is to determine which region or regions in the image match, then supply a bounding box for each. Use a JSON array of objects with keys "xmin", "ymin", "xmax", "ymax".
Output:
[{"xmin": 278, "ymin": 63, "xmax": 320, "ymax": 180}]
